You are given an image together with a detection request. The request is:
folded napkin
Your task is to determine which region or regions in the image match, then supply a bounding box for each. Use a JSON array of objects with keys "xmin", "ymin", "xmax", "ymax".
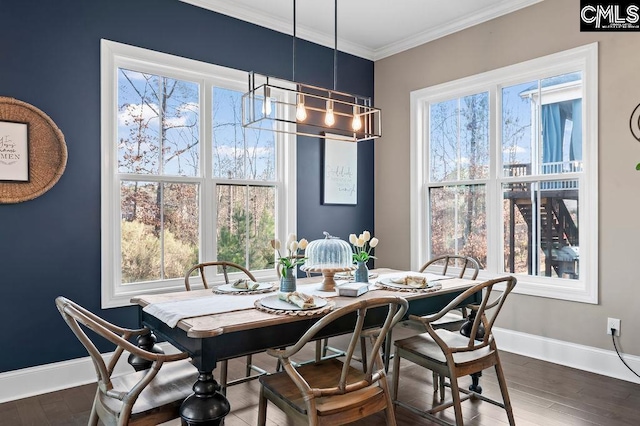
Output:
[
  {"xmin": 391, "ymin": 275, "xmax": 428, "ymax": 288},
  {"xmin": 278, "ymin": 291, "xmax": 315, "ymax": 308},
  {"xmin": 232, "ymin": 278, "xmax": 260, "ymax": 290}
]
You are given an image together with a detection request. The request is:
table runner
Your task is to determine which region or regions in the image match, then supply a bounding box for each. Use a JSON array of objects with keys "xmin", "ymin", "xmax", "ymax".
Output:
[{"xmin": 143, "ymin": 292, "xmax": 268, "ymax": 327}]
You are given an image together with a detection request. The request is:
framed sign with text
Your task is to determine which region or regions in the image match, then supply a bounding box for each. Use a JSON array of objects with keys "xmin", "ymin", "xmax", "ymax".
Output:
[
  {"xmin": 323, "ymin": 135, "xmax": 357, "ymax": 205},
  {"xmin": 0, "ymin": 120, "xmax": 30, "ymax": 182}
]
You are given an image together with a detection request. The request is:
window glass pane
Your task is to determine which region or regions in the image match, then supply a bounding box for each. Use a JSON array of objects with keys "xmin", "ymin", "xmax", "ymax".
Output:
[
  {"xmin": 429, "ymin": 184, "xmax": 487, "ymax": 266},
  {"xmin": 503, "ymin": 180, "xmax": 579, "ymax": 279},
  {"xmin": 216, "ymin": 184, "xmax": 276, "ymax": 270},
  {"xmin": 502, "ymin": 72, "xmax": 582, "ymax": 178},
  {"xmin": 212, "ymin": 87, "xmax": 277, "ymax": 181},
  {"xmin": 429, "ymin": 99, "xmax": 458, "ymax": 182},
  {"xmin": 117, "ymin": 69, "xmax": 200, "ymax": 176},
  {"xmin": 121, "ymin": 181, "xmax": 160, "ymax": 283},
  {"xmin": 162, "ymin": 183, "xmax": 200, "ymax": 279},
  {"xmin": 430, "ymin": 93, "xmax": 489, "ymax": 182},
  {"xmin": 502, "ymin": 81, "xmax": 535, "ymax": 177},
  {"xmin": 247, "ymin": 186, "xmax": 276, "ymax": 270}
]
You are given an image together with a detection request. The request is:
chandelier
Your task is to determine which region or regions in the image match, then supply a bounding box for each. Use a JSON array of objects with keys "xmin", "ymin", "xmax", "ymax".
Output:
[{"xmin": 242, "ymin": 0, "xmax": 381, "ymax": 142}]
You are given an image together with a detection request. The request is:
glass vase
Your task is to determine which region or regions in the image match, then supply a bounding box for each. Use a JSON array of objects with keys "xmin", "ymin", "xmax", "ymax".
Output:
[
  {"xmin": 354, "ymin": 261, "xmax": 369, "ymax": 283},
  {"xmin": 280, "ymin": 267, "xmax": 297, "ymax": 293}
]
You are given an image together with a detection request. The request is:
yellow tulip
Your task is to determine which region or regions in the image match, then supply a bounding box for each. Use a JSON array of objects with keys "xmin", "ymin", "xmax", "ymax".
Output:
[{"xmin": 370, "ymin": 237, "xmax": 379, "ymax": 248}]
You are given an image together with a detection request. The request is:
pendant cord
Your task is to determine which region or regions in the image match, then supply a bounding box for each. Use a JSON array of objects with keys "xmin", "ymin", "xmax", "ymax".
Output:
[
  {"xmin": 333, "ymin": 0, "xmax": 337, "ymax": 90},
  {"xmin": 292, "ymin": 0, "xmax": 296, "ymax": 81}
]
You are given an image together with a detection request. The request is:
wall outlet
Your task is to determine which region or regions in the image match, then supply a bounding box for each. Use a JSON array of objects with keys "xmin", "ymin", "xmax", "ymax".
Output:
[{"xmin": 607, "ymin": 317, "xmax": 621, "ymax": 336}]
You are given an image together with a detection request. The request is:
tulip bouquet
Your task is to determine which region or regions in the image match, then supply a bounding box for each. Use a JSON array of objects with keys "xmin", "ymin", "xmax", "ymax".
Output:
[
  {"xmin": 271, "ymin": 234, "xmax": 308, "ymax": 278},
  {"xmin": 349, "ymin": 231, "xmax": 379, "ymax": 263}
]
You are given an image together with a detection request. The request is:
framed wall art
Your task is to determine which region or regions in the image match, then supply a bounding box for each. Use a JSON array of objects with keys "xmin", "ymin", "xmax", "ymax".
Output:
[
  {"xmin": 323, "ymin": 135, "xmax": 357, "ymax": 205},
  {"xmin": 0, "ymin": 120, "xmax": 30, "ymax": 182}
]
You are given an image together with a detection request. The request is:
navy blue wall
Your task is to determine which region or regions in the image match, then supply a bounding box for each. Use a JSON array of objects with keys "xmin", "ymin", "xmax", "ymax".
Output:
[{"xmin": 0, "ymin": 0, "xmax": 374, "ymax": 372}]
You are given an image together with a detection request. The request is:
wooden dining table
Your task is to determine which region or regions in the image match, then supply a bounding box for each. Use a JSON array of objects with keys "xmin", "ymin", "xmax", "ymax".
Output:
[{"xmin": 131, "ymin": 268, "xmax": 479, "ymax": 426}]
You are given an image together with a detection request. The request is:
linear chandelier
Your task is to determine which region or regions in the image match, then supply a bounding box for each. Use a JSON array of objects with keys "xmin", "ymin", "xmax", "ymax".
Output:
[{"xmin": 241, "ymin": 0, "xmax": 382, "ymax": 142}]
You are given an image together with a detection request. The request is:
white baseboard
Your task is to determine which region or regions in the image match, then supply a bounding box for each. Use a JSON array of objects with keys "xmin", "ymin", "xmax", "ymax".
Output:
[
  {"xmin": 493, "ymin": 327, "xmax": 640, "ymax": 384},
  {"xmin": 2, "ymin": 331, "xmax": 639, "ymax": 403},
  {"xmin": 0, "ymin": 342, "xmax": 176, "ymax": 404}
]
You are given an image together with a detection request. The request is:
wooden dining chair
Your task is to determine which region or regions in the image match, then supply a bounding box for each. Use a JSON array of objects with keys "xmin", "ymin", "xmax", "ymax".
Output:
[
  {"xmin": 413, "ymin": 254, "xmax": 481, "ymax": 395},
  {"xmin": 258, "ymin": 296, "xmax": 408, "ymax": 426},
  {"xmin": 392, "ymin": 276, "xmax": 517, "ymax": 426},
  {"xmin": 184, "ymin": 260, "xmax": 267, "ymax": 395},
  {"xmin": 55, "ymin": 296, "xmax": 197, "ymax": 426}
]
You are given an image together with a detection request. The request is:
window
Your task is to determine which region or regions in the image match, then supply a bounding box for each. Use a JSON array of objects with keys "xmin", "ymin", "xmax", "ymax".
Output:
[
  {"xmin": 101, "ymin": 40, "xmax": 296, "ymax": 307},
  {"xmin": 410, "ymin": 44, "xmax": 598, "ymax": 303}
]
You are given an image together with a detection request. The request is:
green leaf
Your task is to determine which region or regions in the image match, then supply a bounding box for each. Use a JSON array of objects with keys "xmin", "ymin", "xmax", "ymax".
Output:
[{"xmin": 636, "ymin": 162, "xmax": 640, "ymax": 171}]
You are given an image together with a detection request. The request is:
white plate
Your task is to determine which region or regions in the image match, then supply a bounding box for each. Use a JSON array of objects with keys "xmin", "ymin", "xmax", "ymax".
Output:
[
  {"xmin": 217, "ymin": 282, "xmax": 274, "ymax": 292},
  {"xmin": 378, "ymin": 277, "xmax": 435, "ymax": 290},
  {"xmin": 259, "ymin": 294, "xmax": 328, "ymax": 311}
]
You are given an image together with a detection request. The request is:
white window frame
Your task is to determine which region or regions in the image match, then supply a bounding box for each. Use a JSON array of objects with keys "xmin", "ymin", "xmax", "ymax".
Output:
[
  {"xmin": 101, "ymin": 40, "xmax": 296, "ymax": 308},
  {"xmin": 410, "ymin": 43, "xmax": 598, "ymax": 303}
]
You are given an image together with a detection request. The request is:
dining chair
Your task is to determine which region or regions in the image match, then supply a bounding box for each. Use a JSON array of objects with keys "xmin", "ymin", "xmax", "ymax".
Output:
[
  {"xmin": 258, "ymin": 296, "xmax": 408, "ymax": 426},
  {"xmin": 392, "ymin": 276, "xmax": 517, "ymax": 426},
  {"xmin": 414, "ymin": 254, "xmax": 481, "ymax": 396},
  {"xmin": 184, "ymin": 260, "xmax": 267, "ymax": 395},
  {"xmin": 55, "ymin": 296, "xmax": 197, "ymax": 426}
]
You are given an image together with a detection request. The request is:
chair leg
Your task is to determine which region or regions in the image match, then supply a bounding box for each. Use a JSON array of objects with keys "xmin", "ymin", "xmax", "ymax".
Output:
[
  {"xmin": 219, "ymin": 360, "xmax": 228, "ymax": 396},
  {"xmin": 448, "ymin": 376, "xmax": 465, "ymax": 426},
  {"xmin": 379, "ymin": 373, "xmax": 398, "ymax": 426},
  {"xmin": 439, "ymin": 373, "xmax": 445, "ymax": 401},
  {"xmin": 391, "ymin": 349, "xmax": 401, "ymax": 400},
  {"xmin": 245, "ymin": 354, "xmax": 253, "ymax": 377},
  {"xmin": 494, "ymin": 359, "xmax": 516, "ymax": 425},
  {"xmin": 257, "ymin": 386, "xmax": 268, "ymax": 426},
  {"xmin": 360, "ymin": 335, "xmax": 368, "ymax": 371},
  {"xmin": 315, "ymin": 339, "xmax": 323, "ymax": 362}
]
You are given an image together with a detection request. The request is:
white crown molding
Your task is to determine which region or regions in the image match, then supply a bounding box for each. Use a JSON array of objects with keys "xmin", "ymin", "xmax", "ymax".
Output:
[
  {"xmin": 372, "ymin": 0, "xmax": 544, "ymax": 61},
  {"xmin": 3, "ymin": 330, "xmax": 639, "ymax": 404},
  {"xmin": 179, "ymin": 0, "xmax": 543, "ymax": 61}
]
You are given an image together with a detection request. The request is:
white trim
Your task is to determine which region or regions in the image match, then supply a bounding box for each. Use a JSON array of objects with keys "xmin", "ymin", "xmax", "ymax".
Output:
[
  {"xmin": 410, "ymin": 43, "xmax": 598, "ymax": 303},
  {"xmin": 494, "ymin": 327, "xmax": 640, "ymax": 385},
  {"xmin": 0, "ymin": 342, "xmax": 177, "ymax": 404},
  {"xmin": 3, "ymin": 331, "xmax": 639, "ymax": 404}
]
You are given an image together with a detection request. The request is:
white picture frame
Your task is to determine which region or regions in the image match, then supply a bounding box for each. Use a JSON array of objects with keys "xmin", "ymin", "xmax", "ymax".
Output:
[
  {"xmin": 323, "ymin": 135, "xmax": 357, "ymax": 205},
  {"xmin": 0, "ymin": 120, "xmax": 29, "ymax": 182}
]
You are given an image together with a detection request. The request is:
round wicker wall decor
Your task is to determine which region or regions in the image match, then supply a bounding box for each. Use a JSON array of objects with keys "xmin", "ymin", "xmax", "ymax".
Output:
[{"xmin": 0, "ymin": 97, "xmax": 67, "ymax": 203}]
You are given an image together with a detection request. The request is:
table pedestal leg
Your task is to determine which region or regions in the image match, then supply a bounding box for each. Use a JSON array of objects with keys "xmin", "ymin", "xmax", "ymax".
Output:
[
  {"xmin": 180, "ymin": 372, "xmax": 230, "ymax": 426},
  {"xmin": 128, "ymin": 332, "xmax": 164, "ymax": 371},
  {"xmin": 469, "ymin": 371, "xmax": 482, "ymax": 393}
]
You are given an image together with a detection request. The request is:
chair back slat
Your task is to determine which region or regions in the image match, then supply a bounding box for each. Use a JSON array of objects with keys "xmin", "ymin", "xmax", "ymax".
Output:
[
  {"xmin": 420, "ymin": 254, "xmax": 480, "ymax": 279},
  {"xmin": 184, "ymin": 261, "xmax": 256, "ymax": 290},
  {"xmin": 271, "ymin": 296, "xmax": 408, "ymax": 396}
]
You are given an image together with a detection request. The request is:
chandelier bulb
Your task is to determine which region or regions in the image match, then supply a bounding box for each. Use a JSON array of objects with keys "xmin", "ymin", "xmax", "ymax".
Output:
[
  {"xmin": 262, "ymin": 86, "xmax": 272, "ymax": 116},
  {"xmin": 296, "ymin": 95, "xmax": 307, "ymax": 121},
  {"xmin": 351, "ymin": 106, "xmax": 362, "ymax": 131},
  {"xmin": 324, "ymin": 100, "xmax": 335, "ymax": 126}
]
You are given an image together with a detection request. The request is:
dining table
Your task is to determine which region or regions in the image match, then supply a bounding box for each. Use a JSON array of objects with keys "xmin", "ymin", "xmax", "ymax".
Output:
[{"xmin": 130, "ymin": 268, "xmax": 479, "ymax": 426}]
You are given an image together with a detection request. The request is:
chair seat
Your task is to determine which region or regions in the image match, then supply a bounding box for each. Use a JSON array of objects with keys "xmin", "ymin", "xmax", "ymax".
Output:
[
  {"xmin": 394, "ymin": 329, "xmax": 491, "ymax": 366},
  {"xmin": 100, "ymin": 359, "xmax": 198, "ymax": 421},
  {"xmin": 260, "ymin": 358, "xmax": 385, "ymax": 417}
]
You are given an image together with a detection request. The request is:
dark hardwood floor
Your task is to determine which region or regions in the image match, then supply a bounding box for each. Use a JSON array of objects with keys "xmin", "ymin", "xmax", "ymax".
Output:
[{"xmin": 2, "ymin": 324, "xmax": 639, "ymax": 425}]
